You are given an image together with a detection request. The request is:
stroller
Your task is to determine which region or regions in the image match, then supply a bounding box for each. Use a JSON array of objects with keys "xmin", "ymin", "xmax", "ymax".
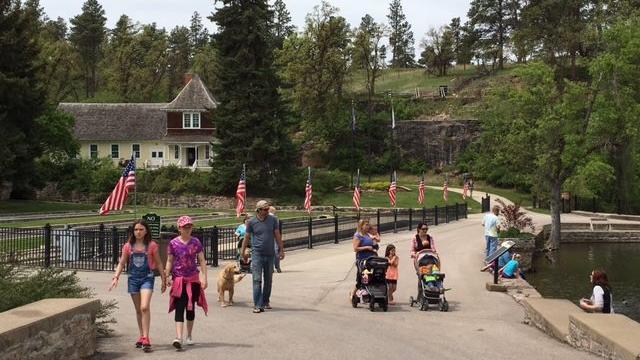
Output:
[
  {"xmin": 409, "ymin": 250, "xmax": 449, "ymax": 311},
  {"xmin": 351, "ymin": 256, "xmax": 390, "ymax": 312},
  {"xmin": 236, "ymin": 237, "xmax": 251, "ymax": 273}
]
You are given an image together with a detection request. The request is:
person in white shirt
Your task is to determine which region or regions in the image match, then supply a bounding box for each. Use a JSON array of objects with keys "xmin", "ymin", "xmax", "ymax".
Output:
[
  {"xmin": 482, "ymin": 205, "xmax": 501, "ymax": 257},
  {"xmin": 580, "ymin": 269, "xmax": 614, "ymax": 313}
]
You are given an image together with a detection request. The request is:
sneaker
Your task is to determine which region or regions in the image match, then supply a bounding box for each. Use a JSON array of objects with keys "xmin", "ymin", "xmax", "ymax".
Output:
[
  {"xmin": 264, "ymin": 304, "xmax": 272, "ymax": 310},
  {"xmin": 141, "ymin": 337, "xmax": 151, "ymax": 352},
  {"xmin": 172, "ymin": 338, "xmax": 182, "ymax": 350},
  {"xmin": 135, "ymin": 337, "xmax": 144, "ymax": 348},
  {"xmin": 186, "ymin": 336, "xmax": 194, "ymax": 346},
  {"xmin": 252, "ymin": 307, "xmax": 264, "ymax": 313}
]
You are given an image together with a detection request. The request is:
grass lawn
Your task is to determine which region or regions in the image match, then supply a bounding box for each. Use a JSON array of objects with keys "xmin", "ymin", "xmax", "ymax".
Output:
[{"xmin": 0, "ymin": 200, "xmax": 99, "ymax": 214}]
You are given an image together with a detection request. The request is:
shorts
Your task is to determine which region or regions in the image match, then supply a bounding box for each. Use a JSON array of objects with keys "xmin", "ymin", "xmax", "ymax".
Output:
[
  {"xmin": 128, "ymin": 273, "xmax": 155, "ymax": 294},
  {"xmin": 386, "ymin": 279, "xmax": 397, "ymax": 284}
]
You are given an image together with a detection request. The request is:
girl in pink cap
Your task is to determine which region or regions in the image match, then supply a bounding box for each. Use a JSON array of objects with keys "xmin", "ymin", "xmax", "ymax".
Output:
[{"xmin": 164, "ymin": 215, "xmax": 208, "ymax": 350}]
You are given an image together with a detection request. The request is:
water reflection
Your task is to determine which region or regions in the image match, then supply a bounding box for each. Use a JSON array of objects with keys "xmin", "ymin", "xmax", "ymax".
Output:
[{"xmin": 529, "ymin": 243, "xmax": 640, "ymax": 322}]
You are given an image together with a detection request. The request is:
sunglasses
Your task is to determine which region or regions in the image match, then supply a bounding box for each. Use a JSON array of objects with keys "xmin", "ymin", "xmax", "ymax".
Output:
[
  {"xmin": 259, "ymin": 208, "xmax": 270, "ymax": 211},
  {"xmin": 420, "ymin": 227, "xmax": 428, "ymax": 230}
]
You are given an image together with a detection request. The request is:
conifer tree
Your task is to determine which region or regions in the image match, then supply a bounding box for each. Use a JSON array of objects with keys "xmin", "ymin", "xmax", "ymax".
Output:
[
  {"xmin": 387, "ymin": 0, "xmax": 415, "ymax": 67},
  {"xmin": 69, "ymin": 0, "xmax": 106, "ymax": 98}
]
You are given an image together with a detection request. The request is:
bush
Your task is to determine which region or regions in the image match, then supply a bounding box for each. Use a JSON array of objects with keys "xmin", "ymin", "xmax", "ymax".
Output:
[
  {"xmin": 361, "ymin": 181, "xmax": 391, "ymax": 191},
  {"xmin": 0, "ymin": 264, "xmax": 117, "ymax": 336},
  {"xmin": 496, "ymin": 198, "xmax": 535, "ymax": 234}
]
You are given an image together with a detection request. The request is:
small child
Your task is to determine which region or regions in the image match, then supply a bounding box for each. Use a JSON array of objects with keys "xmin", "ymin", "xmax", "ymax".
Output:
[
  {"xmin": 385, "ymin": 244, "xmax": 399, "ymax": 305},
  {"xmin": 109, "ymin": 220, "xmax": 166, "ymax": 352},
  {"xmin": 500, "ymin": 253, "xmax": 522, "ymax": 279}
]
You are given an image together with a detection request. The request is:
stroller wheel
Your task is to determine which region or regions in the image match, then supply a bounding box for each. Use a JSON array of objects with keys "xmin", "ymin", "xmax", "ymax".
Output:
[
  {"xmin": 420, "ymin": 301, "xmax": 428, "ymax": 311},
  {"xmin": 382, "ymin": 300, "xmax": 388, "ymax": 312},
  {"xmin": 440, "ymin": 300, "xmax": 449, "ymax": 312},
  {"xmin": 369, "ymin": 301, "xmax": 375, "ymax": 312},
  {"xmin": 409, "ymin": 296, "xmax": 415, "ymax": 307},
  {"xmin": 351, "ymin": 294, "xmax": 358, "ymax": 308}
]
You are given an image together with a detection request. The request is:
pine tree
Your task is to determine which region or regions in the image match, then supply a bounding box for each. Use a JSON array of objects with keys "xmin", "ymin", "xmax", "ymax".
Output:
[
  {"xmin": 0, "ymin": 0, "xmax": 46, "ymax": 196},
  {"xmin": 272, "ymin": 0, "xmax": 295, "ymax": 48},
  {"xmin": 167, "ymin": 26, "xmax": 192, "ymax": 96},
  {"xmin": 209, "ymin": 0, "xmax": 295, "ymax": 195},
  {"xmin": 102, "ymin": 15, "xmax": 137, "ymax": 101},
  {"xmin": 467, "ymin": 0, "xmax": 509, "ymax": 70},
  {"xmin": 189, "ymin": 11, "xmax": 209, "ymax": 55},
  {"xmin": 387, "ymin": 0, "xmax": 415, "ymax": 68},
  {"xmin": 69, "ymin": 0, "xmax": 106, "ymax": 98}
]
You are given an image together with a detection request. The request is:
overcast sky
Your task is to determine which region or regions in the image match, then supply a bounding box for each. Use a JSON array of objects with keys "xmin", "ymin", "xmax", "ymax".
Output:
[{"xmin": 40, "ymin": 0, "xmax": 472, "ymax": 49}]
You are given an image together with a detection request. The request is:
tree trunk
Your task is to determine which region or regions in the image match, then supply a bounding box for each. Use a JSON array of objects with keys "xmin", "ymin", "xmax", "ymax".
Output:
[
  {"xmin": 614, "ymin": 143, "xmax": 633, "ymax": 214},
  {"xmin": 547, "ymin": 180, "xmax": 562, "ymax": 250}
]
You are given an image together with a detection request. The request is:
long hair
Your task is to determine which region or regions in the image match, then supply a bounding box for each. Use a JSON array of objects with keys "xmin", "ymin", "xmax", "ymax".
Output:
[
  {"xmin": 356, "ymin": 219, "xmax": 370, "ymax": 235},
  {"xmin": 591, "ymin": 269, "xmax": 610, "ymax": 290},
  {"xmin": 385, "ymin": 244, "xmax": 396, "ymax": 258},
  {"xmin": 128, "ymin": 220, "xmax": 152, "ymax": 246},
  {"xmin": 416, "ymin": 222, "xmax": 429, "ymax": 234}
]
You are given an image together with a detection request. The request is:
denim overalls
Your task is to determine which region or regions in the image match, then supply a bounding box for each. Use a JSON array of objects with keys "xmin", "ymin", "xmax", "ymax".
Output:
[{"xmin": 127, "ymin": 245, "xmax": 155, "ymax": 294}]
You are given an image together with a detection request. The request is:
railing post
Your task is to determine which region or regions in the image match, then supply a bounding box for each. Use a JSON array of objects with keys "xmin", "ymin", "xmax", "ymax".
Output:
[
  {"xmin": 409, "ymin": 208, "xmax": 413, "ymax": 230},
  {"xmin": 111, "ymin": 226, "xmax": 119, "ymax": 268},
  {"xmin": 464, "ymin": 203, "xmax": 468, "ymax": 218},
  {"xmin": 376, "ymin": 208, "xmax": 380, "ymax": 227},
  {"xmin": 422, "ymin": 207, "xmax": 426, "ymax": 223},
  {"xmin": 334, "ymin": 215, "xmax": 339, "ymax": 244},
  {"xmin": 44, "ymin": 223, "xmax": 51, "ymax": 268},
  {"xmin": 445, "ymin": 205, "xmax": 450, "ymax": 223},
  {"xmin": 455, "ymin": 203, "xmax": 459, "ymax": 221},
  {"xmin": 592, "ymin": 197, "xmax": 597, "ymax": 213},
  {"xmin": 211, "ymin": 226, "xmax": 219, "ymax": 267},
  {"xmin": 393, "ymin": 209, "xmax": 398, "ymax": 233},
  {"xmin": 307, "ymin": 217, "xmax": 313, "ymax": 249},
  {"xmin": 98, "ymin": 223, "xmax": 105, "ymax": 256},
  {"xmin": 434, "ymin": 206, "xmax": 439, "ymax": 226}
]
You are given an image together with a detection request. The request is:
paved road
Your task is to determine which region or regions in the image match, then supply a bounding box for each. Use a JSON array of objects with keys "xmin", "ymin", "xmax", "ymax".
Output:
[{"xmin": 84, "ymin": 211, "xmax": 596, "ymax": 359}]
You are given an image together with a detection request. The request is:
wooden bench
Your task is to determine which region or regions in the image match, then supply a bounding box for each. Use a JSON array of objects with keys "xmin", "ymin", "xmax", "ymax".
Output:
[{"xmin": 590, "ymin": 217, "xmax": 610, "ymax": 231}]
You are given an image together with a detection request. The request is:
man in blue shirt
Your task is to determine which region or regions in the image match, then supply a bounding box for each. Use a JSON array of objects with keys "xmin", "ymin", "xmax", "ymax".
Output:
[
  {"xmin": 482, "ymin": 205, "xmax": 501, "ymax": 257},
  {"xmin": 241, "ymin": 200, "xmax": 285, "ymax": 313}
]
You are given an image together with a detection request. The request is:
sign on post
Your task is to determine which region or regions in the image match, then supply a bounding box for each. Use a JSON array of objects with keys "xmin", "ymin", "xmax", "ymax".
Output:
[{"xmin": 143, "ymin": 213, "xmax": 161, "ymax": 240}]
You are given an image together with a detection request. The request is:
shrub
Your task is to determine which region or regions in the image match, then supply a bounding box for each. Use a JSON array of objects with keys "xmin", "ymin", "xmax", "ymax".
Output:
[
  {"xmin": 0, "ymin": 264, "xmax": 117, "ymax": 336},
  {"xmin": 496, "ymin": 198, "xmax": 535, "ymax": 235}
]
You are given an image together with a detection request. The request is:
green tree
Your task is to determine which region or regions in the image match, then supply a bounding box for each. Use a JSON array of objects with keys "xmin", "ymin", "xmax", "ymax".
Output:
[
  {"xmin": 130, "ymin": 24, "xmax": 169, "ymax": 101},
  {"xmin": 467, "ymin": 0, "xmax": 509, "ymax": 70},
  {"xmin": 419, "ymin": 26, "xmax": 455, "ymax": 76},
  {"xmin": 189, "ymin": 11, "xmax": 209, "ymax": 55},
  {"xmin": 192, "ymin": 43, "xmax": 219, "ymax": 92},
  {"xmin": 69, "ymin": 0, "xmax": 106, "ymax": 98},
  {"xmin": 102, "ymin": 15, "xmax": 138, "ymax": 101},
  {"xmin": 167, "ymin": 25, "xmax": 192, "ymax": 96},
  {"xmin": 477, "ymin": 63, "xmax": 598, "ymax": 248},
  {"xmin": 387, "ymin": 0, "xmax": 415, "ymax": 68},
  {"xmin": 353, "ymin": 14, "xmax": 385, "ymax": 116},
  {"xmin": 0, "ymin": 0, "xmax": 46, "ymax": 197},
  {"xmin": 271, "ymin": 0, "xmax": 295, "ymax": 48},
  {"xmin": 276, "ymin": 2, "xmax": 351, "ymax": 147},
  {"xmin": 209, "ymin": 0, "xmax": 296, "ymax": 195}
]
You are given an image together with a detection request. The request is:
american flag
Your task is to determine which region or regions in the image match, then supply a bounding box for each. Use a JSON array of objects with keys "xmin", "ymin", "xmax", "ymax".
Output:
[
  {"xmin": 463, "ymin": 182, "xmax": 469, "ymax": 200},
  {"xmin": 235, "ymin": 166, "xmax": 246, "ymax": 217},
  {"xmin": 418, "ymin": 175, "xmax": 425, "ymax": 205},
  {"xmin": 388, "ymin": 171, "xmax": 397, "ymax": 207},
  {"xmin": 304, "ymin": 167, "xmax": 312, "ymax": 213},
  {"xmin": 99, "ymin": 155, "xmax": 135, "ymax": 215},
  {"xmin": 352, "ymin": 169, "xmax": 361, "ymax": 210},
  {"xmin": 443, "ymin": 181, "xmax": 449, "ymax": 202}
]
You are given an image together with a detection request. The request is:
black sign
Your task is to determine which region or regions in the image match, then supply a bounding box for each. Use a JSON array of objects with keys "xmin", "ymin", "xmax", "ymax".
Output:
[
  {"xmin": 142, "ymin": 213, "xmax": 161, "ymax": 240},
  {"xmin": 484, "ymin": 240, "xmax": 514, "ymax": 264}
]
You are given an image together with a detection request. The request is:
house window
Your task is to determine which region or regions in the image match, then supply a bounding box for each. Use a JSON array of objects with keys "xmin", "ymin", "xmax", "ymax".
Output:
[
  {"xmin": 182, "ymin": 112, "xmax": 201, "ymax": 129},
  {"xmin": 151, "ymin": 151, "xmax": 164, "ymax": 159},
  {"xmin": 132, "ymin": 144, "xmax": 140, "ymax": 158},
  {"xmin": 174, "ymin": 145, "xmax": 179, "ymax": 159},
  {"xmin": 205, "ymin": 145, "xmax": 210, "ymax": 159},
  {"xmin": 111, "ymin": 144, "xmax": 119, "ymax": 158},
  {"xmin": 90, "ymin": 144, "xmax": 98, "ymax": 159}
]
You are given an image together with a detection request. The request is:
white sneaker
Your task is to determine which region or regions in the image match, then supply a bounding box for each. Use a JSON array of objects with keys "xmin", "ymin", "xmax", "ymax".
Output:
[
  {"xmin": 186, "ymin": 336, "xmax": 194, "ymax": 346},
  {"xmin": 172, "ymin": 338, "xmax": 182, "ymax": 349}
]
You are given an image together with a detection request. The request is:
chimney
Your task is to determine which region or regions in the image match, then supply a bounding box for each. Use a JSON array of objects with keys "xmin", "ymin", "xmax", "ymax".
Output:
[{"xmin": 183, "ymin": 73, "xmax": 193, "ymax": 86}]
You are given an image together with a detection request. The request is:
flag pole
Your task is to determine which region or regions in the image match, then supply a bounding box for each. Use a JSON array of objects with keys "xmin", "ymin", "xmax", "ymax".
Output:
[
  {"xmin": 351, "ymin": 99, "xmax": 355, "ymax": 189},
  {"xmin": 133, "ymin": 154, "xmax": 137, "ymax": 219}
]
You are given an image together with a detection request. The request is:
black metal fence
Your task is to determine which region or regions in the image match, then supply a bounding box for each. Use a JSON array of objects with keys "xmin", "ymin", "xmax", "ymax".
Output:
[{"xmin": 0, "ymin": 203, "xmax": 467, "ymax": 272}]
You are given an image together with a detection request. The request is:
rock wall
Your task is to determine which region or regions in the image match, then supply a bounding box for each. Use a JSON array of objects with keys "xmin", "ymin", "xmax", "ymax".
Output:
[{"xmin": 395, "ymin": 119, "xmax": 482, "ymax": 168}]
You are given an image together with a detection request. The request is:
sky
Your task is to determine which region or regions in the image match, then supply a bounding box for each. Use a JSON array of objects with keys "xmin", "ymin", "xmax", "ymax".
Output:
[{"xmin": 40, "ymin": 0, "xmax": 472, "ymax": 49}]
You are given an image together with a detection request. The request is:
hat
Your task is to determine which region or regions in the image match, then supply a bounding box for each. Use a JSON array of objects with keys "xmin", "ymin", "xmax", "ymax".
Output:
[
  {"xmin": 255, "ymin": 200, "xmax": 270, "ymax": 211},
  {"xmin": 177, "ymin": 215, "xmax": 193, "ymax": 228}
]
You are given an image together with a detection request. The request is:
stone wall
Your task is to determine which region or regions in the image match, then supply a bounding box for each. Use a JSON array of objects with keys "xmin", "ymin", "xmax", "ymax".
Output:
[
  {"xmin": 0, "ymin": 298, "xmax": 100, "ymax": 360},
  {"xmin": 538, "ymin": 224, "xmax": 640, "ymax": 244},
  {"xmin": 503, "ymin": 235, "xmax": 535, "ymax": 272},
  {"xmin": 395, "ymin": 119, "xmax": 481, "ymax": 168}
]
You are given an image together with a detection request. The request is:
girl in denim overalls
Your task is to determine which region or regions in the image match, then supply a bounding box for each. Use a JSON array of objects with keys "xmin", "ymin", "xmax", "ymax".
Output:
[{"xmin": 110, "ymin": 220, "xmax": 166, "ymax": 352}]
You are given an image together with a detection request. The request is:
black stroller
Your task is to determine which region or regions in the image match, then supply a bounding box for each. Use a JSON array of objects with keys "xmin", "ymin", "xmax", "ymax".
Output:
[
  {"xmin": 351, "ymin": 256, "xmax": 390, "ymax": 312},
  {"xmin": 409, "ymin": 250, "xmax": 449, "ymax": 311},
  {"xmin": 236, "ymin": 236, "xmax": 251, "ymax": 273}
]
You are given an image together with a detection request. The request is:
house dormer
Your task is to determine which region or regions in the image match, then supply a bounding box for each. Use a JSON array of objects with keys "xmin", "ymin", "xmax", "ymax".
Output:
[{"xmin": 164, "ymin": 74, "xmax": 217, "ymax": 133}]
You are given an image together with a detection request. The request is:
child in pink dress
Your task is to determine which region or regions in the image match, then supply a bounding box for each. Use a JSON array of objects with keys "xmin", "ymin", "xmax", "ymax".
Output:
[{"xmin": 385, "ymin": 244, "xmax": 399, "ymax": 305}]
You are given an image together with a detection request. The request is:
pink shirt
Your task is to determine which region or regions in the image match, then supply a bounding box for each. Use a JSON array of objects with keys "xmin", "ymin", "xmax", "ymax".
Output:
[{"xmin": 122, "ymin": 241, "xmax": 159, "ymax": 270}]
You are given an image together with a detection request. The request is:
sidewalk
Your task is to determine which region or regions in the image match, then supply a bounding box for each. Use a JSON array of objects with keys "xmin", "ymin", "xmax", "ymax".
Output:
[{"xmin": 83, "ymin": 214, "xmax": 596, "ymax": 359}]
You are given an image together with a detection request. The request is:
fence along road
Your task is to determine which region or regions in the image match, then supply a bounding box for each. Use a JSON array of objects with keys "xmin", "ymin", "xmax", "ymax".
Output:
[{"xmin": 0, "ymin": 204, "xmax": 468, "ymax": 271}]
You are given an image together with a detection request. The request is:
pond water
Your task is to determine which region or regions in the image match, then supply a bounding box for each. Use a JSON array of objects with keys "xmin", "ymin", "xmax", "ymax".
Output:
[{"xmin": 528, "ymin": 243, "xmax": 640, "ymax": 322}]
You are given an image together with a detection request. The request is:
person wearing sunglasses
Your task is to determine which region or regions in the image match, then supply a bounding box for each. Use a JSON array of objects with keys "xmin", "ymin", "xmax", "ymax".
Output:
[{"xmin": 410, "ymin": 222, "xmax": 437, "ymax": 259}]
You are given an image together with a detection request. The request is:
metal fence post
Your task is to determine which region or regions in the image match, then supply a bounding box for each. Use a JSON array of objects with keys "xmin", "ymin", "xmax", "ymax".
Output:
[
  {"xmin": 98, "ymin": 223, "xmax": 105, "ymax": 256},
  {"xmin": 44, "ymin": 223, "xmax": 51, "ymax": 268},
  {"xmin": 376, "ymin": 209, "xmax": 380, "ymax": 227},
  {"xmin": 592, "ymin": 197, "xmax": 597, "ymax": 213},
  {"xmin": 434, "ymin": 206, "xmax": 439, "ymax": 226},
  {"xmin": 334, "ymin": 215, "xmax": 339, "ymax": 244},
  {"xmin": 445, "ymin": 205, "xmax": 450, "ymax": 223},
  {"xmin": 393, "ymin": 209, "xmax": 398, "ymax": 233},
  {"xmin": 422, "ymin": 207, "xmax": 426, "ymax": 223},
  {"xmin": 455, "ymin": 203, "xmax": 459, "ymax": 221},
  {"xmin": 211, "ymin": 226, "xmax": 219, "ymax": 267},
  {"xmin": 307, "ymin": 217, "xmax": 313, "ymax": 249},
  {"xmin": 111, "ymin": 226, "xmax": 119, "ymax": 268},
  {"xmin": 408, "ymin": 208, "xmax": 413, "ymax": 230},
  {"xmin": 464, "ymin": 203, "xmax": 468, "ymax": 218}
]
